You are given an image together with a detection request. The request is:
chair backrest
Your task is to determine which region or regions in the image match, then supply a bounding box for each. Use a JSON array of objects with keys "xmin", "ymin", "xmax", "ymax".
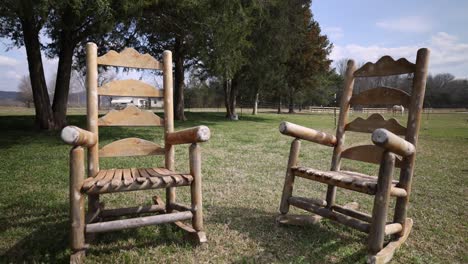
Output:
[
  {"xmin": 85, "ymin": 42, "xmax": 174, "ymax": 177},
  {"xmin": 331, "ymin": 48, "xmax": 430, "ymax": 177}
]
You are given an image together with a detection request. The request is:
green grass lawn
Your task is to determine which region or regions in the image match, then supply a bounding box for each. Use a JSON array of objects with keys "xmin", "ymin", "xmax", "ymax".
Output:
[{"xmin": 0, "ymin": 109, "xmax": 466, "ymax": 263}]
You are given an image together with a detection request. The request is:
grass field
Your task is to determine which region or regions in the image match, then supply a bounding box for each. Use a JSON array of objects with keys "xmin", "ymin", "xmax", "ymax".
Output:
[{"xmin": 0, "ymin": 108, "xmax": 466, "ymax": 263}]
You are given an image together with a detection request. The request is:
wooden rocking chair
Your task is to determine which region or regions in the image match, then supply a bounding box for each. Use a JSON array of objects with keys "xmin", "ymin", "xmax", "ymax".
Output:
[
  {"xmin": 61, "ymin": 43, "xmax": 210, "ymax": 263},
  {"xmin": 277, "ymin": 48, "xmax": 430, "ymax": 263}
]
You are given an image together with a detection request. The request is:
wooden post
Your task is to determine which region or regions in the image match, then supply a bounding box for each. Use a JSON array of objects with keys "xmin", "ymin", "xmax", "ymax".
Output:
[
  {"xmin": 86, "ymin": 42, "xmax": 100, "ymax": 219},
  {"xmin": 393, "ymin": 48, "xmax": 430, "ymax": 235},
  {"xmin": 70, "ymin": 147, "xmax": 86, "ymax": 262},
  {"xmin": 328, "ymin": 59, "xmax": 356, "ymax": 207},
  {"xmin": 190, "ymin": 143, "xmax": 203, "ymax": 231},
  {"xmin": 163, "ymin": 50, "xmax": 175, "ymax": 210},
  {"xmin": 368, "ymin": 151, "xmax": 395, "ymax": 255},
  {"xmin": 279, "ymin": 138, "xmax": 301, "ymax": 214}
]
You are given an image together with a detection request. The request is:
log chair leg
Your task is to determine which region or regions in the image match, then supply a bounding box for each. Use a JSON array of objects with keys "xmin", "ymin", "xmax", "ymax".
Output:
[
  {"xmin": 368, "ymin": 152, "xmax": 395, "ymax": 257},
  {"xmin": 70, "ymin": 147, "xmax": 86, "ymax": 263},
  {"xmin": 279, "ymin": 139, "xmax": 301, "ymax": 215},
  {"xmin": 188, "ymin": 143, "xmax": 207, "ymax": 243},
  {"xmin": 325, "ymin": 185, "xmax": 337, "ymax": 209}
]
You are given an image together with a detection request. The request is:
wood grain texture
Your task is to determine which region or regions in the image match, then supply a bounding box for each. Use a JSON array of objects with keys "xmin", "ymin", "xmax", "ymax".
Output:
[
  {"xmin": 289, "ymin": 196, "xmax": 370, "ymax": 233},
  {"xmin": 86, "ymin": 211, "xmax": 193, "ymax": 233},
  {"xmin": 350, "ymin": 86, "xmax": 411, "ymax": 107},
  {"xmin": 341, "ymin": 145, "xmax": 402, "ymax": 168},
  {"xmin": 279, "ymin": 122, "xmax": 337, "ymax": 146},
  {"xmin": 354, "ymin": 56, "xmax": 415, "ymax": 77},
  {"xmin": 98, "ymin": 79, "xmax": 162, "ymax": 97},
  {"xmin": 189, "ymin": 143, "xmax": 203, "ymax": 231},
  {"xmin": 345, "ymin": 113, "xmax": 406, "ymax": 135},
  {"xmin": 82, "ymin": 168, "xmax": 193, "ymax": 194},
  {"xmin": 98, "ymin": 105, "xmax": 163, "ymax": 127},
  {"xmin": 292, "ymin": 167, "xmax": 399, "ymax": 195},
  {"xmin": 166, "ymin": 126, "xmax": 211, "ymax": 145},
  {"xmin": 163, "ymin": 50, "xmax": 176, "ymax": 208},
  {"xmin": 372, "ymin": 128, "xmax": 415, "ymax": 156},
  {"xmin": 329, "ymin": 59, "xmax": 357, "ymax": 207},
  {"xmin": 99, "ymin": 138, "xmax": 165, "ymax": 157},
  {"xmin": 61, "ymin": 126, "xmax": 97, "ymax": 147},
  {"xmin": 70, "ymin": 147, "xmax": 86, "ymax": 254},
  {"xmin": 393, "ymin": 48, "xmax": 430, "ymax": 231},
  {"xmin": 368, "ymin": 218, "xmax": 413, "ymax": 264},
  {"xmin": 97, "ymin": 47, "xmax": 161, "ymax": 70},
  {"xmin": 369, "ymin": 151, "xmax": 396, "ymax": 254},
  {"xmin": 279, "ymin": 139, "xmax": 301, "ymax": 214}
]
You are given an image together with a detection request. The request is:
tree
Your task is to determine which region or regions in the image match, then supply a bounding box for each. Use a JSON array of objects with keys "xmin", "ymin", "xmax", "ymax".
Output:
[
  {"xmin": 284, "ymin": 0, "xmax": 332, "ymax": 113},
  {"xmin": 18, "ymin": 75, "xmax": 33, "ymax": 107},
  {"xmin": 135, "ymin": 0, "xmax": 207, "ymax": 121},
  {"xmin": 0, "ymin": 0, "xmax": 55, "ymax": 129},
  {"xmin": 199, "ymin": 0, "xmax": 255, "ymax": 120},
  {"xmin": 45, "ymin": 0, "xmax": 150, "ymax": 128},
  {"xmin": 1, "ymin": 0, "xmax": 153, "ymax": 130}
]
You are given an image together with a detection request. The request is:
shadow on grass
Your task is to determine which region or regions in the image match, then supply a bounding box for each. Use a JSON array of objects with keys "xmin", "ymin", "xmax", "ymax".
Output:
[
  {"xmin": 0, "ymin": 112, "xmax": 273, "ymax": 149},
  {"xmin": 0, "ymin": 203, "xmax": 69, "ymax": 263},
  {"xmin": 209, "ymin": 205, "xmax": 368, "ymax": 263}
]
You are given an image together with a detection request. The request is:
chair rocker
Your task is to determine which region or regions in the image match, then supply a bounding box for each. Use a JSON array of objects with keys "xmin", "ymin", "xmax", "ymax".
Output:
[
  {"xmin": 277, "ymin": 48, "xmax": 430, "ymax": 263},
  {"xmin": 62, "ymin": 43, "xmax": 210, "ymax": 263}
]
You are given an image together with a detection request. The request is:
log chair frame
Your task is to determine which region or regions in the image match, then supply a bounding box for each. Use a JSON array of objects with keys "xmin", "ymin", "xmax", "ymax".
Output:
[
  {"xmin": 277, "ymin": 48, "xmax": 430, "ymax": 263},
  {"xmin": 63, "ymin": 43, "xmax": 209, "ymax": 263}
]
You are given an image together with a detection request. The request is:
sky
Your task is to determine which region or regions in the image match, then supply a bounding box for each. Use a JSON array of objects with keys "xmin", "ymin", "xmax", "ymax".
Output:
[
  {"xmin": 313, "ymin": 0, "xmax": 468, "ymax": 78},
  {"xmin": 0, "ymin": 0, "xmax": 467, "ymax": 92}
]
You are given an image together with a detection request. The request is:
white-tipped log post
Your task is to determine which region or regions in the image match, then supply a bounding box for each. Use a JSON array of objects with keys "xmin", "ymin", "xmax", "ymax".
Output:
[
  {"xmin": 279, "ymin": 122, "xmax": 336, "ymax": 146},
  {"xmin": 70, "ymin": 146, "xmax": 86, "ymax": 262},
  {"xmin": 189, "ymin": 143, "xmax": 204, "ymax": 232},
  {"xmin": 167, "ymin": 126, "xmax": 211, "ymax": 145},
  {"xmin": 62, "ymin": 126, "xmax": 97, "ymax": 147},
  {"xmin": 279, "ymin": 138, "xmax": 301, "ymax": 214},
  {"xmin": 372, "ymin": 128, "xmax": 415, "ymax": 157},
  {"xmin": 163, "ymin": 50, "xmax": 176, "ymax": 210},
  {"xmin": 86, "ymin": 42, "xmax": 100, "ymax": 220}
]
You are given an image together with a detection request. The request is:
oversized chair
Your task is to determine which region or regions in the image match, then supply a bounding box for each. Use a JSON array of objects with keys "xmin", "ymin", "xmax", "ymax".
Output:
[
  {"xmin": 277, "ymin": 48, "xmax": 429, "ymax": 263},
  {"xmin": 62, "ymin": 43, "xmax": 210, "ymax": 263}
]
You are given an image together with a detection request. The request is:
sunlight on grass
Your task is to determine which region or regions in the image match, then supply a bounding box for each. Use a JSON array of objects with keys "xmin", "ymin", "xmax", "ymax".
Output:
[{"xmin": 0, "ymin": 109, "xmax": 466, "ymax": 263}]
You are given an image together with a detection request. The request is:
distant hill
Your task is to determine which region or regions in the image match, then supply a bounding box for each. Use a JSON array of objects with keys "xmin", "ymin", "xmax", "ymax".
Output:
[
  {"xmin": 0, "ymin": 90, "xmax": 87, "ymax": 107},
  {"xmin": 0, "ymin": 91, "xmax": 20, "ymax": 100},
  {"xmin": 0, "ymin": 91, "xmax": 22, "ymax": 106}
]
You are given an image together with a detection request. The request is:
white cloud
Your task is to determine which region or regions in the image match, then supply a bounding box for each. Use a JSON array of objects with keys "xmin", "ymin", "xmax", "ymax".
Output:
[
  {"xmin": 5, "ymin": 70, "xmax": 21, "ymax": 80},
  {"xmin": 0, "ymin": 55, "xmax": 19, "ymax": 66},
  {"xmin": 330, "ymin": 32, "xmax": 468, "ymax": 78},
  {"xmin": 376, "ymin": 16, "xmax": 432, "ymax": 33},
  {"xmin": 323, "ymin": 26, "xmax": 344, "ymax": 40}
]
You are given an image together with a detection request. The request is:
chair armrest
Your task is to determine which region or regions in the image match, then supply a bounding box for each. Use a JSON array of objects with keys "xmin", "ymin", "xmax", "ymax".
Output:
[
  {"xmin": 166, "ymin": 125, "xmax": 211, "ymax": 145},
  {"xmin": 279, "ymin": 121, "xmax": 336, "ymax": 147},
  {"xmin": 61, "ymin": 126, "xmax": 97, "ymax": 147},
  {"xmin": 372, "ymin": 128, "xmax": 415, "ymax": 157}
]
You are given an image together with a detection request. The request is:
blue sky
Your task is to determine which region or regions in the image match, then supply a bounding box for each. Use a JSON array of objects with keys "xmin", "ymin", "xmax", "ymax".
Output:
[
  {"xmin": 313, "ymin": 0, "xmax": 468, "ymax": 78},
  {"xmin": 0, "ymin": 0, "xmax": 467, "ymax": 92}
]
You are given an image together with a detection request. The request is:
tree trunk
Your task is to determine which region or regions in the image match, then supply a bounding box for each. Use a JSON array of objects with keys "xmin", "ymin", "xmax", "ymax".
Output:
[
  {"xmin": 52, "ymin": 37, "xmax": 75, "ymax": 129},
  {"xmin": 173, "ymin": 37, "xmax": 187, "ymax": 121},
  {"xmin": 223, "ymin": 78, "xmax": 232, "ymax": 118},
  {"xmin": 288, "ymin": 89, "xmax": 295, "ymax": 113},
  {"xmin": 277, "ymin": 96, "xmax": 282, "ymax": 114},
  {"xmin": 228, "ymin": 76, "xmax": 238, "ymax": 120},
  {"xmin": 252, "ymin": 92, "xmax": 259, "ymax": 115},
  {"xmin": 20, "ymin": 19, "xmax": 55, "ymax": 130}
]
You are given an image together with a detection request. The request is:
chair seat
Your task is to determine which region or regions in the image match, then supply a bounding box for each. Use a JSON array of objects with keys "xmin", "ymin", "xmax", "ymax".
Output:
[
  {"xmin": 292, "ymin": 167, "xmax": 398, "ymax": 195},
  {"xmin": 82, "ymin": 167, "xmax": 193, "ymax": 194}
]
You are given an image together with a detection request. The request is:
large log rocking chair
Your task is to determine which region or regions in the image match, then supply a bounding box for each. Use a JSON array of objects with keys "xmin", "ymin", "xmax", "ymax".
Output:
[
  {"xmin": 61, "ymin": 43, "xmax": 210, "ymax": 263},
  {"xmin": 277, "ymin": 48, "xmax": 430, "ymax": 263}
]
